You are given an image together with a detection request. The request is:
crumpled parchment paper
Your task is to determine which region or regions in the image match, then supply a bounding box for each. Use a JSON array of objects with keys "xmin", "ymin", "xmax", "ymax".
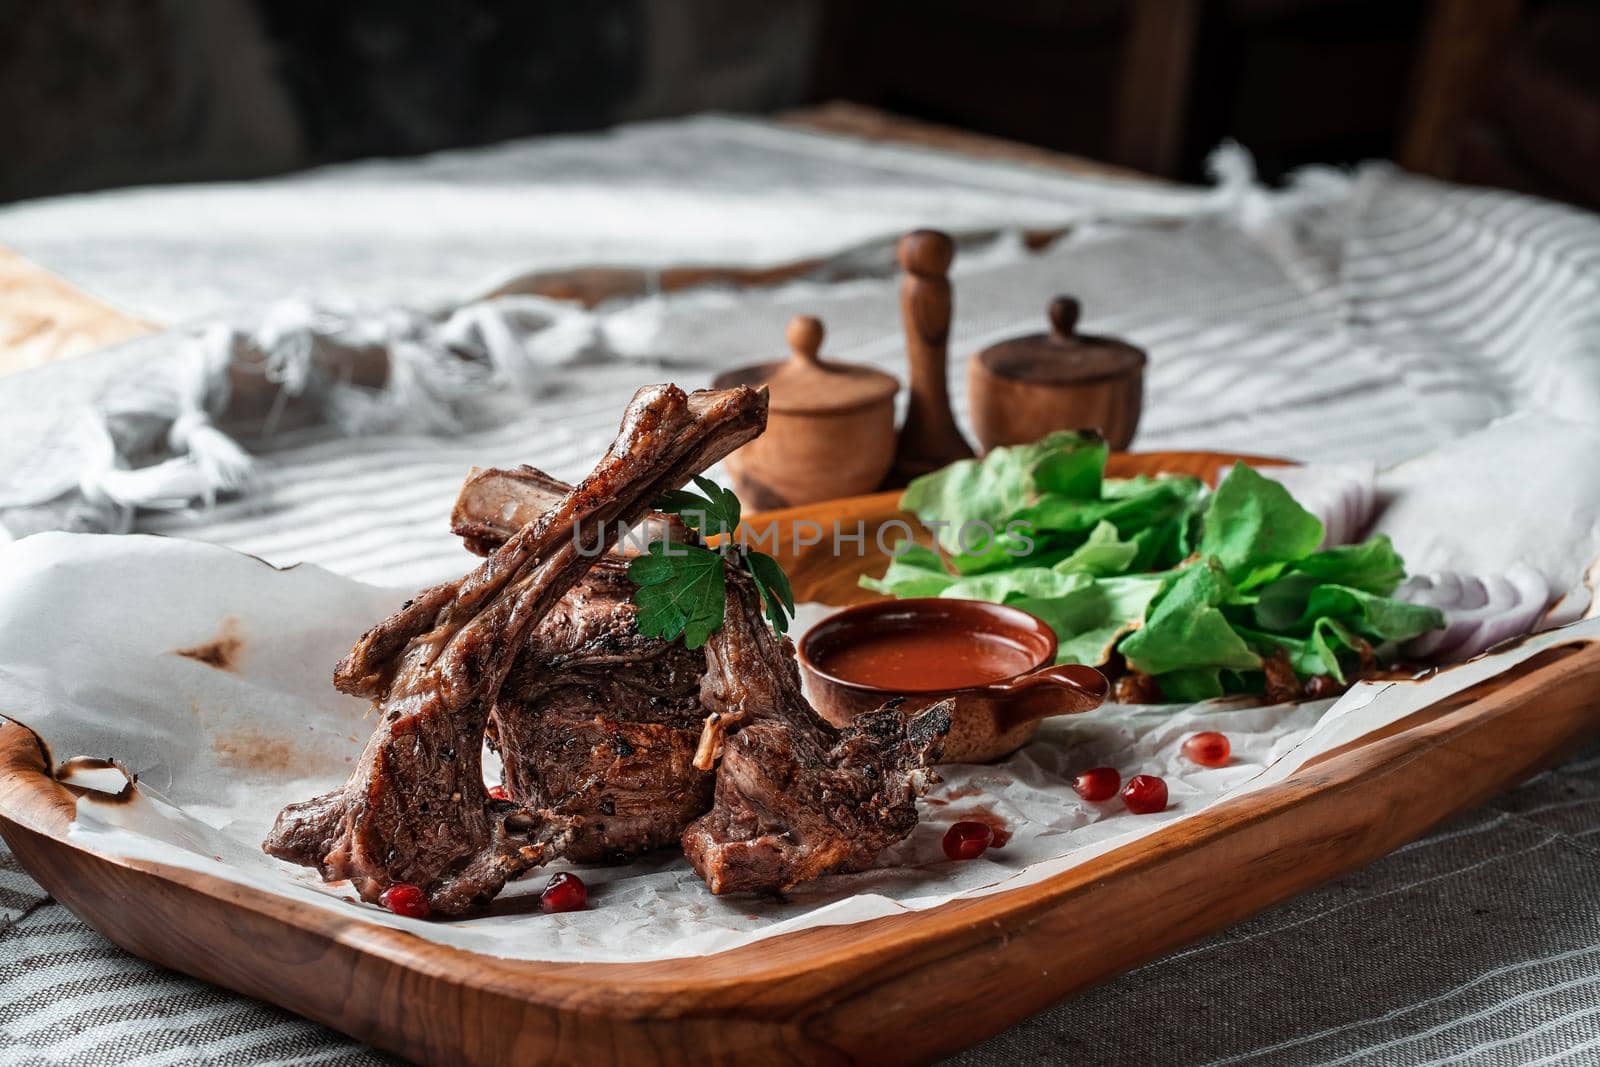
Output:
[{"xmin": 1, "ymin": 523, "xmax": 1593, "ymax": 964}]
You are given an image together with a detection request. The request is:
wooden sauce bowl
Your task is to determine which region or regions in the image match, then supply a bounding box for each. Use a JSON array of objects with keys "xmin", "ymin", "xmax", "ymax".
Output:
[
  {"xmin": 712, "ymin": 316, "xmax": 899, "ymax": 510},
  {"xmin": 967, "ymin": 296, "xmax": 1146, "ymax": 451},
  {"xmin": 798, "ymin": 598, "xmax": 1108, "ymax": 764}
]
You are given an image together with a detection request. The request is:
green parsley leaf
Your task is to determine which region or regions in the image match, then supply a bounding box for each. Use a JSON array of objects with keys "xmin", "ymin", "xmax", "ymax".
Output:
[
  {"xmin": 627, "ymin": 541, "xmax": 727, "ymax": 649},
  {"xmin": 631, "ymin": 477, "xmax": 797, "ymax": 644},
  {"xmin": 654, "ymin": 475, "xmax": 742, "ymax": 539},
  {"xmin": 746, "ymin": 550, "xmax": 796, "ymax": 634}
]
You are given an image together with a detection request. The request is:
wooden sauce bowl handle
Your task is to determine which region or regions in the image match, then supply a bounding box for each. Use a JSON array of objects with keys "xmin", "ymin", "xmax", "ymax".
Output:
[{"xmin": 987, "ymin": 663, "xmax": 1109, "ymax": 731}]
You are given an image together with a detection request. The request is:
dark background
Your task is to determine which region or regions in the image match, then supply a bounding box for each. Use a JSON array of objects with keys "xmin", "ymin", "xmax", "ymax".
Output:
[{"xmin": 3, "ymin": 0, "xmax": 1597, "ymax": 209}]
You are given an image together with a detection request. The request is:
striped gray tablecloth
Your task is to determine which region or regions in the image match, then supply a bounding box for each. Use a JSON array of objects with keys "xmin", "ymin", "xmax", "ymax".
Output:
[{"xmin": 2, "ymin": 116, "xmax": 1598, "ymax": 1065}]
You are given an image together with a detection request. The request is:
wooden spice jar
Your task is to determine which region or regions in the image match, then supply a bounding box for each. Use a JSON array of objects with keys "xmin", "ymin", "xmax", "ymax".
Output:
[
  {"xmin": 967, "ymin": 296, "xmax": 1146, "ymax": 451},
  {"xmin": 712, "ymin": 316, "xmax": 900, "ymax": 510}
]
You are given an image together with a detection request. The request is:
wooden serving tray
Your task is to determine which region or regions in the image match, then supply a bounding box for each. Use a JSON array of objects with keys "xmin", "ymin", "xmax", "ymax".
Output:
[{"xmin": 3, "ymin": 450, "xmax": 1599, "ymax": 1067}]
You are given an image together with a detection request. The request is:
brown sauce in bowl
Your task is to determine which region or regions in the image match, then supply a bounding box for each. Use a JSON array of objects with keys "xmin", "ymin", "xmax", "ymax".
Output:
[{"xmin": 816, "ymin": 626, "xmax": 1037, "ymax": 691}]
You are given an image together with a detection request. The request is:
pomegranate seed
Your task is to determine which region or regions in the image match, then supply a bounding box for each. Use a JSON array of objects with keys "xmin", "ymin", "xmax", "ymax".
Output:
[
  {"xmin": 942, "ymin": 821, "xmax": 993, "ymax": 860},
  {"xmin": 539, "ymin": 872, "xmax": 588, "ymax": 913},
  {"xmin": 1073, "ymin": 766, "xmax": 1121, "ymax": 802},
  {"xmin": 1122, "ymin": 774, "xmax": 1168, "ymax": 814},
  {"xmin": 486, "ymin": 784, "xmax": 508, "ymax": 800},
  {"xmin": 988, "ymin": 825, "xmax": 1012, "ymax": 849},
  {"xmin": 379, "ymin": 883, "xmax": 431, "ymax": 919},
  {"xmin": 1182, "ymin": 731, "xmax": 1232, "ymax": 768}
]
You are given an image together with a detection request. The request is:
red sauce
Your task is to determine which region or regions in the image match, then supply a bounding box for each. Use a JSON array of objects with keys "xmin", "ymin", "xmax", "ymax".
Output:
[{"xmin": 817, "ymin": 627, "xmax": 1037, "ymax": 691}]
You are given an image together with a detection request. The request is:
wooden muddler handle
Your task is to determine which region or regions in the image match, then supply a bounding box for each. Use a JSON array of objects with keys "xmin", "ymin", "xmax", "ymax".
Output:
[{"xmin": 890, "ymin": 229, "xmax": 975, "ymax": 484}]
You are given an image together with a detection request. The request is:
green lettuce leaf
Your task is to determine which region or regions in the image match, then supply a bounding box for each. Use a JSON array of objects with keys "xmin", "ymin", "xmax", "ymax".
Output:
[
  {"xmin": 1289, "ymin": 534, "xmax": 1406, "ymax": 596},
  {"xmin": 1051, "ymin": 521, "xmax": 1140, "ymax": 577},
  {"xmin": 1012, "ymin": 574, "xmax": 1165, "ymax": 667},
  {"xmin": 888, "ymin": 440, "xmax": 1443, "ymax": 702},
  {"xmin": 1238, "ymin": 617, "xmax": 1364, "ymax": 684},
  {"xmin": 1302, "ymin": 584, "xmax": 1446, "ymax": 644},
  {"xmin": 947, "ymin": 524, "xmax": 1042, "ymax": 575},
  {"xmin": 1250, "ymin": 574, "xmax": 1444, "ymax": 645},
  {"xmin": 942, "ymin": 567, "xmax": 1093, "ymax": 603},
  {"xmin": 1015, "ymin": 475, "xmax": 1203, "ymax": 541},
  {"xmin": 1119, "ymin": 559, "xmax": 1262, "ymax": 676},
  {"xmin": 1032, "ymin": 433, "xmax": 1109, "ymax": 498},
  {"xmin": 1199, "ymin": 463, "xmax": 1325, "ymax": 578},
  {"xmin": 899, "ymin": 431, "xmax": 1105, "ymax": 554},
  {"xmin": 1155, "ymin": 668, "xmax": 1226, "ymax": 703},
  {"xmin": 1250, "ymin": 571, "xmax": 1320, "ymax": 631},
  {"xmin": 858, "ymin": 542, "xmax": 955, "ymax": 598}
]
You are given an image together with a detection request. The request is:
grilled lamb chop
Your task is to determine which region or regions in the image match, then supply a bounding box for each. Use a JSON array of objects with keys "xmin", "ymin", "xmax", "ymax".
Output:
[
  {"xmin": 488, "ymin": 558, "xmax": 712, "ymax": 863},
  {"xmin": 453, "ymin": 468, "xmax": 711, "ymax": 864},
  {"xmin": 682, "ymin": 572, "xmax": 952, "ymax": 895},
  {"xmin": 263, "ymin": 384, "xmax": 767, "ymax": 913}
]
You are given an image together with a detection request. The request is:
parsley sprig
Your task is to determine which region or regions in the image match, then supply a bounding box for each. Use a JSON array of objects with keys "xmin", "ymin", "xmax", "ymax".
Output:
[{"xmin": 627, "ymin": 476, "xmax": 795, "ymax": 649}]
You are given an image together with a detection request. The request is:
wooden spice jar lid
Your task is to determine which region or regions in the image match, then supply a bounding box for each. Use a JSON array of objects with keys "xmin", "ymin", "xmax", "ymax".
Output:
[
  {"xmin": 745, "ymin": 316, "xmax": 900, "ymax": 415},
  {"xmin": 711, "ymin": 316, "xmax": 901, "ymax": 508},
  {"xmin": 974, "ymin": 297, "xmax": 1146, "ymax": 385},
  {"xmin": 967, "ymin": 296, "xmax": 1147, "ymax": 452}
]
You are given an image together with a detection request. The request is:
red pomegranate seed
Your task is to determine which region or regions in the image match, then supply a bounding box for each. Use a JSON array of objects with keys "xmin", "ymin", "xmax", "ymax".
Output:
[
  {"xmin": 539, "ymin": 872, "xmax": 589, "ymax": 913},
  {"xmin": 1182, "ymin": 731, "xmax": 1232, "ymax": 767},
  {"xmin": 379, "ymin": 883, "xmax": 431, "ymax": 919},
  {"xmin": 942, "ymin": 821, "xmax": 993, "ymax": 860},
  {"xmin": 1122, "ymin": 774, "xmax": 1168, "ymax": 814},
  {"xmin": 1073, "ymin": 766, "xmax": 1121, "ymax": 802},
  {"xmin": 988, "ymin": 825, "xmax": 1013, "ymax": 849},
  {"xmin": 486, "ymin": 784, "xmax": 508, "ymax": 800}
]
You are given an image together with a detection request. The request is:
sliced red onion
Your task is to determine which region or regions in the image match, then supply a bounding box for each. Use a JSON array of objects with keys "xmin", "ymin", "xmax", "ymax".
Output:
[{"xmin": 1397, "ymin": 563, "xmax": 1550, "ymax": 661}]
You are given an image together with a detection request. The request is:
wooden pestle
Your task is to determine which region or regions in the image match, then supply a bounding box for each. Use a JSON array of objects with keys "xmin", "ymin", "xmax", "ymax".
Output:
[{"xmin": 889, "ymin": 229, "xmax": 975, "ymax": 485}]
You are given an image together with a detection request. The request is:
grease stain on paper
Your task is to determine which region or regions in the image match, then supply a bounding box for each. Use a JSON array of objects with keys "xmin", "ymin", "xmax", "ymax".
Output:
[
  {"xmin": 210, "ymin": 725, "xmax": 346, "ymax": 776},
  {"xmin": 173, "ymin": 617, "xmax": 245, "ymax": 672}
]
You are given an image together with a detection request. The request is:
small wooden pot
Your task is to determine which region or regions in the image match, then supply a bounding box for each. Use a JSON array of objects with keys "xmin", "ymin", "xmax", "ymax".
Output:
[
  {"xmin": 967, "ymin": 296, "xmax": 1146, "ymax": 452},
  {"xmin": 798, "ymin": 598, "xmax": 1108, "ymax": 764},
  {"xmin": 712, "ymin": 316, "xmax": 899, "ymax": 510}
]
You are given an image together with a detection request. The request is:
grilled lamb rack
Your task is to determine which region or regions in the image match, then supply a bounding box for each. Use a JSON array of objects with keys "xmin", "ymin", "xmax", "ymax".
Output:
[
  {"xmin": 454, "ymin": 462, "xmax": 955, "ymax": 895},
  {"xmin": 263, "ymin": 384, "xmax": 767, "ymax": 913}
]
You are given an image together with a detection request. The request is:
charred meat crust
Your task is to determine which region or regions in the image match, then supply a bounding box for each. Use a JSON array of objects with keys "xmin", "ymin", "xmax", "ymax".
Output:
[
  {"xmin": 264, "ymin": 384, "xmax": 767, "ymax": 914},
  {"xmin": 267, "ymin": 381, "xmax": 953, "ymax": 911},
  {"xmin": 490, "ymin": 563, "xmax": 712, "ymax": 864},
  {"xmin": 681, "ymin": 572, "xmax": 952, "ymax": 895}
]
